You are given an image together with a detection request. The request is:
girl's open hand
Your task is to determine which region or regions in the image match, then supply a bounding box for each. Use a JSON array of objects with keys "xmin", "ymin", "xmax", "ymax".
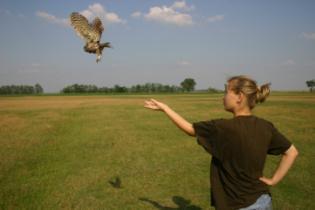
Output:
[{"xmin": 144, "ymin": 99, "xmax": 168, "ymax": 111}]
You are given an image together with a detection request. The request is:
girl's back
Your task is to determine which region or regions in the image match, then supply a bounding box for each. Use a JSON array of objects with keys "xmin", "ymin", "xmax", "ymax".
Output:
[{"xmin": 193, "ymin": 115, "xmax": 291, "ymax": 209}]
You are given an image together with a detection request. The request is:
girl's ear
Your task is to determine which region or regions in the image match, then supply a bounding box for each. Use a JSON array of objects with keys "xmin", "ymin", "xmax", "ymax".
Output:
[{"xmin": 237, "ymin": 92, "xmax": 244, "ymax": 104}]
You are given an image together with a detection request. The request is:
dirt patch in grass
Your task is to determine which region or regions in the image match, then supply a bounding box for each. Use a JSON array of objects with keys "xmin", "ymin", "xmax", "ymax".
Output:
[
  {"xmin": 0, "ymin": 96, "xmax": 143, "ymax": 111},
  {"xmin": 0, "ymin": 114, "xmax": 27, "ymax": 132}
]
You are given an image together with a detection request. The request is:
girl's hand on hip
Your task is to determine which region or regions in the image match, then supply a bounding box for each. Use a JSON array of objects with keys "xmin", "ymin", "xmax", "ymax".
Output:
[{"xmin": 259, "ymin": 176, "xmax": 275, "ymax": 186}]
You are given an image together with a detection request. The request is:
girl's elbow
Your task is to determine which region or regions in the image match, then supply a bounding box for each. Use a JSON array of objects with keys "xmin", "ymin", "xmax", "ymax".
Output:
[
  {"xmin": 291, "ymin": 145, "xmax": 299, "ymax": 156},
  {"xmin": 188, "ymin": 127, "xmax": 196, "ymax": 137},
  {"xmin": 185, "ymin": 125, "xmax": 195, "ymax": 137},
  {"xmin": 187, "ymin": 131, "xmax": 195, "ymax": 137},
  {"xmin": 292, "ymin": 146, "xmax": 299, "ymax": 157}
]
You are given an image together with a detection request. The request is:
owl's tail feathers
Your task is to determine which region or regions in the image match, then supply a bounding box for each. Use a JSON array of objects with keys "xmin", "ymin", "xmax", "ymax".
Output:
[
  {"xmin": 96, "ymin": 48, "xmax": 101, "ymax": 63},
  {"xmin": 96, "ymin": 42, "xmax": 112, "ymax": 63},
  {"xmin": 96, "ymin": 55, "xmax": 101, "ymax": 63},
  {"xmin": 100, "ymin": 42, "xmax": 112, "ymax": 50}
]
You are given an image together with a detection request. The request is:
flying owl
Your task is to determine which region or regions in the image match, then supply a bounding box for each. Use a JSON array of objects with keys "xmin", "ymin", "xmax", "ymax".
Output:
[{"xmin": 70, "ymin": 12, "xmax": 112, "ymax": 63}]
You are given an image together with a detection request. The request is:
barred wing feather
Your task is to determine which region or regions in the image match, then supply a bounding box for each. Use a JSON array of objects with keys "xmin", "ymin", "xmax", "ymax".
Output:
[
  {"xmin": 91, "ymin": 17, "xmax": 104, "ymax": 36},
  {"xmin": 70, "ymin": 12, "xmax": 100, "ymax": 43}
]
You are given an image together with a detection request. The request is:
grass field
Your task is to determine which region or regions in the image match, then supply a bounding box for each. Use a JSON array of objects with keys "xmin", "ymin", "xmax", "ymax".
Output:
[{"xmin": 0, "ymin": 92, "xmax": 314, "ymax": 210}]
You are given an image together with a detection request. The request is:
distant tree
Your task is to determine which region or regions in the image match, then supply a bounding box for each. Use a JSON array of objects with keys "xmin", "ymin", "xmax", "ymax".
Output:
[
  {"xmin": 87, "ymin": 85, "xmax": 98, "ymax": 93},
  {"xmin": 180, "ymin": 78, "xmax": 196, "ymax": 92},
  {"xmin": 34, "ymin": 83, "xmax": 44, "ymax": 94},
  {"xmin": 306, "ymin": 80, "xmax": 315, "ymax": 92},
  {"xmin": 114, "ymin": 85, "xmax": 128, "ymax": 93},
  {"xmin": 144, "ymin": 83, "xmax": 151, "ymax": 92},
  {"xmin": 130, "ymin": 84, "xmax": 142, "ymax": 93},
  {"xmin": 62, "ymin": 84, "xmax": 97, "ymax": 93},
  {"xmin": 98, "ymin": 86, "xmax": 110, "ymax": 93},
  {"xmin": 135, "ymin": 84, "xmax": 142, "ymax": 92},
  {"xmin": 208, "ymin": 87, "xmax": 221, "ymax": 93}
]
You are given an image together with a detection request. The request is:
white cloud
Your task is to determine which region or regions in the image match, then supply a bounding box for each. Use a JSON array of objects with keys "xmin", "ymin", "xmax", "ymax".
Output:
[
  {"xmin": 302, "ymin": 32, "xmax": 315, "ymax": 40},
  {"xmin": 177, "ymin": 60, "xmax": 191, "ymax": 66},
  {"xmin": 207, "ymin": 15, "xmax": 224, "ymax": 23},
  {"xmin": 171, "ymin": 1, "xmax": 195, "ymax": 11},
  {"xmin": 36, "ymin": 11, "xmax": 69, "ymax": 27},
  {"xmin": 106, "ymin": 12, "xmax": 124, "ymax": 23},
  {"xmin": 36, "ymin": 3, "xmax": 125, "ymax": 27},
  {"xmin": 131, "ymin": 11, "xmax": 142, "ymax": 18},
  {"xmin": 144, "ymin": 2, "xmax": 194, "ymax": 26},
  {"xmin": 81, "ymin": 3, "xmax": 126, "ymax": 24},
  {"xmin": 1, "ymin": 9, "xmax": 26, "ymax": 18},
  {"xmin": 81, "ymin": 10, "xmax": 93, "ymax": 19},
  {"xmin": 31, "ymin": 63, "xmax": 41, "ymax": 67},
  {"xmin": 281, "ymin": 59, "xmax": 296, "ymax": 66},
  {"xmin": 18, "ymin": 14, "xmax": 26, "ymax": 19},
  {"xmin": 0, "ymin": 9, "xmax": 11, "ymax": 16},
  {"xmin": 17, "ymin": 63, "xmax": 43, "ymax": 74}
]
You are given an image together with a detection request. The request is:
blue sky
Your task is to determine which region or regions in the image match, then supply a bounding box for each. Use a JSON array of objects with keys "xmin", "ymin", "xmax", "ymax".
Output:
[{"xmin": 0, "ymin": 0, "xmax": 314, "ymax": 92}]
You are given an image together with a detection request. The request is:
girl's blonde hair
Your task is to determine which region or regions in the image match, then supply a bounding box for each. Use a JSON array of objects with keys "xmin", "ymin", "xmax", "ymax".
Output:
[{"xmin": 227, "ymin": 75, "xmax": 271, "ymax": 109}]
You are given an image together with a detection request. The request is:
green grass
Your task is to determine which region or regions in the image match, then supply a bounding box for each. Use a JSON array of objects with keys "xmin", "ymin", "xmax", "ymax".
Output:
[{"xmin": 0, "ymin": 93, "xmax": 314, "ymax": 209}]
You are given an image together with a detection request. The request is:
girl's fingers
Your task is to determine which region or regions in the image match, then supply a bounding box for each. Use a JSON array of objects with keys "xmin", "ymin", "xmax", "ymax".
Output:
[
  {"xmin": 144, "ymin": 99, "xmax": 163, "ymax": 110},
  {"xmin": 145, "ymin": 106, "xmax": 159, "ymax": 110},
  {"xmin": 145, "ymin": 100, "xmax": 154, "ymax": 106},
  {"xmin": 144, "ymin": 104, "xmax": 154, "ymax": 109},
  {"xmin": 144, "ymin": 100, "xmax": 160, "ymax": 110},
  {"xmin": 150, "ymin": 99, "xmax": 159, "ymax": 104},
  {"xmin": 144, "ymin": 102, "xmax": 154, "ymax": 108},
  {"xmin": 145, "ymin": 100, "xmax": 157, "ymax": 107}
]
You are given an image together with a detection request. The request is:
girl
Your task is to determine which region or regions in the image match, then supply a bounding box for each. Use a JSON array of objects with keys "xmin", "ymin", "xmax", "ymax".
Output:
[{"xmin": 144, "ymin": 75, "xmax": 298, "ymax": 210}]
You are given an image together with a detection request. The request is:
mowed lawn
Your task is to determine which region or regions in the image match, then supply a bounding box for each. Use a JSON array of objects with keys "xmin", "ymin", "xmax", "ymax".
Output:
[{"xmin": 0, "ymin": 93, "xmax": 314, "ymax": 210}]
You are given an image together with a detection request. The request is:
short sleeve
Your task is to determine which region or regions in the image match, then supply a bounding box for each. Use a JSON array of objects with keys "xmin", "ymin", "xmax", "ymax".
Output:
[
  {"xmin": 193, "ymin": 120, "xmax": 219, "ymax": 156},
  {"xmin": 268, "ymin": 125, "xmax": 292, "ymax": 155}
]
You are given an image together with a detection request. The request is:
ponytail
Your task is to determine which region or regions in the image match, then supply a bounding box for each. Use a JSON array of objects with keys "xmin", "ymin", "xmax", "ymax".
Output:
[
  {"xmin": 256, "ymin": 83, "xmax": 271, "ymax": 104},
  {"xmin": 228, "ymin": 75, "xmax": 271, "ymax": 109}
]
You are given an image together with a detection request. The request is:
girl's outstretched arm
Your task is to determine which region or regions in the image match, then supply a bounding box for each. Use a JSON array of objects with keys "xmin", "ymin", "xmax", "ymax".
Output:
[
  {"xmin": 144, "ymin": 99, "xmax": 195, "ymax": 136},
  {"xmin": 260, "ymin": 145, "xmax": 298, "ymax": 186}
]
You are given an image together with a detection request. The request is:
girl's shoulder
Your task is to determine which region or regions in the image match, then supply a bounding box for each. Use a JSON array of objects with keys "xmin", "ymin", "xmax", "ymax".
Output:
[
  {"xmin": 253, "ymin": 116, "xmax": 274, "ymax": 126},
  {"xmin": 206, "ymin": 116, "xmax": 275, "ymax": 129},
  {"xmin": 222, "ymin": 115, "xmax": 275, "ymax": 128}
]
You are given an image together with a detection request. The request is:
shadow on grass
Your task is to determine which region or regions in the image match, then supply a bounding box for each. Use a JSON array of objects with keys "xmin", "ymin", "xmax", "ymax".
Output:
[
  {"xmin": 108, "ymin": 176, "xmax": 122, "ymax": 189},
  {"xmin": 139, "ymin": 196, "xmax": 202, "ymax": 210}
]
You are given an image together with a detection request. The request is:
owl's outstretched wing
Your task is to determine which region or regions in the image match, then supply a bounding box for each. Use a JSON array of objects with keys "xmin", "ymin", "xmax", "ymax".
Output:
[
  {"xmin": 91, "ymin": 17, "xmax": 104, "ymax": 37},
  {"xmin": 70, "ymin": 12, "xmax": 101, "ymax": 43}
]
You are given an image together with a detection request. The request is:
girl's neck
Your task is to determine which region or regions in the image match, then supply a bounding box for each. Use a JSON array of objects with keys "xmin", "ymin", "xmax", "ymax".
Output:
[{"xmin": 233, "ymin": 108, "xmax": 252, "ymax": 117}]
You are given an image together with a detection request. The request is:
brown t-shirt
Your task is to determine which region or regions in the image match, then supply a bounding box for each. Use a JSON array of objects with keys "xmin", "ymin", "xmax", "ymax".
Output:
[{"xmin": 193, "ymin": 115, "xmax": 292, "ymax": 210}]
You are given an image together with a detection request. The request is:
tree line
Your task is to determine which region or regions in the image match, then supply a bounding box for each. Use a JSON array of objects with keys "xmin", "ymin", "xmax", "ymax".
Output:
[
  {"xmin": 0, "ymin": 84, "xmax": 43, "ymax": 95},
  {"xmin": 62, "ymin": 83, "xmax": 186, "ymax": 94},
  {"xmin": 0, "ymin": 78, "xmax": 221, "ymax": 95},
  {"xmin": 62, "ymin": 83, "xmax": 183, "ymax": 93},
  {"xmin": 4, "ymin": 77, "xmax": 313, "ymax": 94},
  {"xmin": 61, "ymin": 78, "xmax": 197, "ymax": 93}
]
